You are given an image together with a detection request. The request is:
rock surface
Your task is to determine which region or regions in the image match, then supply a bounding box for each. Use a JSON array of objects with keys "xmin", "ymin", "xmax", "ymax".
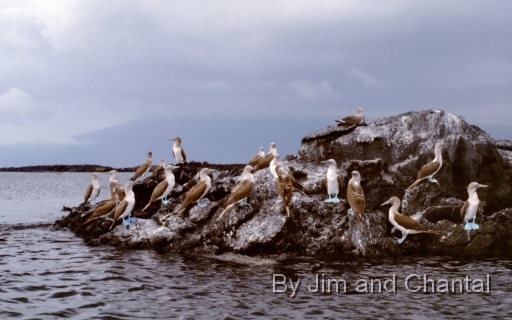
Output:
[{"xmin": 55, "ymin": 110, "xmax": 512, "ymax": 257}]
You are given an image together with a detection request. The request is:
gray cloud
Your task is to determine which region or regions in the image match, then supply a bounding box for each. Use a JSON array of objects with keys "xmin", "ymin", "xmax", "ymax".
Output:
[{"xmin": 0, "ymin": 1, "xmax": 511, "ymax": 165}]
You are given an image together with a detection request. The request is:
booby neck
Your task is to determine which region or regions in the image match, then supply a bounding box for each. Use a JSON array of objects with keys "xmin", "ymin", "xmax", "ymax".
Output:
[
  {"xmin": 164, "ymin": 165, "xmax": 178, "ymax": 179},
  {"xmin": 257, "ymin": 147, "xmax": 265, "ymax": 157},
  {"xmin": 433, "ymin": 143, "xmax": 443, "ymax": 165},
  {"xmin": 241, "ymin": 166, "xmax": 255, "ymax": 182},
  {"xmin": 349, "ymin": 171, "xmax": 361, "ymax": 185},
  {"xmin": 270, "ymin": 154, "xmax": 279, "ymax": 178},
  {"xmin": 355, "ymin": 108, "xmax": 363, "ymax": 117},
  {"xmin": 109, "ymin": 170, "xmax": 118, "ymax": 183}
]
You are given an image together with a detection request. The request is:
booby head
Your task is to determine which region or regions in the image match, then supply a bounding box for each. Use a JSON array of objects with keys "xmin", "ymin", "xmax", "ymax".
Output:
[
  {"xmin": 321, "ymin": 159, "xmax": 337, "ymax": 168},
  {"xmin": 351, "ymin": 171, "xmax": 361, "ymax": 183},
  {"xmin": 381, "ymin": 196, "xmax": 400, "ymax": 208},
  {"xmin": 269, "ymin": 142, "xmax": 277, "ymax": 154},
  {"xmin": 170, "ymin": 136, "xmax": 182, "ymax": 145},
  {"xmin": 243, "ymin": 165, "xmax": 254, "ymax": 174},
  {"xmin": 467, "ymin": 182, "xmax": 489, "ymax": 193},
  {"xmin": 159, "ymin": 158, "xmax": 165, "ymax": 165},
  {"xmin": 355, "ymin": 108, "xmax": 363, "ymax": 115},
  {"xmin": 147, "ymin": 151, "xmax": 152, "ymax": 156}
]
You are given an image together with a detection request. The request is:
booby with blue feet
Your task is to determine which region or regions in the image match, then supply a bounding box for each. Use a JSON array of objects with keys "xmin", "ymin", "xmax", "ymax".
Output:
[
  {"xmin": 82, "ymin": 172, "xmax": 101, "ymax": 205},
  {"xmin": 84, "ymin": 182, "xmax": 119, "ymax": 225},
  {"xmin": 247, "ymin": 147, "xmax": 265, "ymax": 167},
  {"xmin": 335, "ymin": 108, "xmax": 363, "ymax": 126},
  {"xmin": 130, "ymin": 151, "xmax": 153, "ymax": 181},
  {"xmin": 254, "ymin": 142, "xmax": 277, "ymax": 172},
  {"xmin": 460, "ymin": 182, "xmax": 488, "ymax": 230},
  {"xmin": 322, "ymin": 159, "xmax": 342, "ymax": 203},
  {"xmin": 220, "ymin": 165, "xmax": 254, "ymax": 217},
  {"xmin": 110, "ymin": 180, "xmax": 136, "ymax": 229},
  {"xmin": 347, "ymin": 171, "xmax": 365, "ymax": 231},
  {"xmin": 381, "ymin": 196, "xmax": 438, "ymax": 244},
  {"xmin": 407, "ymin": 143, "xmax": 445, "ymax": 190},
  {"xmin": 177, "ymin": 168, "xmax": 216, "ymax": 217},
  {"xmin": 142, "ymin": 165, "xmax": 180, "ymax": 211},
  {"xmin": 170, "ymin": 136, "xmax": 186, "ymax": 165}
]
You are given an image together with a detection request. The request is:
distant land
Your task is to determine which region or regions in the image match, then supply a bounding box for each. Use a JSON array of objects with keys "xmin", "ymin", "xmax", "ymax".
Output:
[{"xmin": 0, "ymin": 161, "xmax": 246, "ymax": 173}]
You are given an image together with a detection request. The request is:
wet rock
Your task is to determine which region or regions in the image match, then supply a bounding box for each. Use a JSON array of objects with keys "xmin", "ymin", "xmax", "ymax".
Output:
[{"xmin": 55, "ymin": 110, "xmax": 512, "ymax": 257}]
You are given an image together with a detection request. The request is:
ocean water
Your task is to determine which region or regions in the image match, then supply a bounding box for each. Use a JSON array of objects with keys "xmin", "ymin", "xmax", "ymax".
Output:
[{"xmin": 1, "ymin": 172, "xmax": 512, "ymax": 319}]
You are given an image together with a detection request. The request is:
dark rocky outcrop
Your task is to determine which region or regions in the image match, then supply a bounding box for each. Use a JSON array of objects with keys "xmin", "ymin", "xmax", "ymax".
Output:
[{"xmin": 55, "ymin": 110, "xmax": 512, "ymax": 257}]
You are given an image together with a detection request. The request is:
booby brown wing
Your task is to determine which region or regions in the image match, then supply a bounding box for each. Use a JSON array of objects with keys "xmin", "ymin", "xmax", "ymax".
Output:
[
  {"xmin": 247, "ymin": 154, "xmax": 263, "ymax": 167},
  {"xmin": 144, "ymin": 180, "xmax": 169, "ymax": 210},
  {"xmin": 83, "ymin": 184, "xmax": 93, "ymax": 203},
  {"xmin": 113, "ymin": 199, "xmax": 129, "ymax": 221},
  {"xmin": 84, "ymin": 199, "xmax": 117, "ymax": 224},
  {"xmin": 415, "ymin": 161, "xmax": 440, "ymax": 180},
  {"xmin": 177, "ymin": 181, "xmax": 207, "ymax": 216},
  {"xmin": 180, "ymin": 149, "xmax": 186, "ymax": 162},
  {"xmin": 336, "ymin": 115, "xmax": 362, "ymax": 126},
  {"xmin": 394, "ymin": 213, "xmax": 438, "ymax": 234},
  {"xmin": 131, "ymin": 163, "xmax": 149, "ymax": 181},
  {"xmin": 254, "ymin": 154, "xmax": 273, "ymax": 172},
  {"xmin": 460, "ymin": 201, "xmax": 469, "ymax": 221},
  {"xmin": 226, "ymin": 179, "xmax": 253, "ymax": 206},
  {"xmin": 276, "ymin": 166, "xmax": 293, "ymax": 216},
  {"xmin": 347, "ymin": 183, "xmax": 365, "ymax": 216}
]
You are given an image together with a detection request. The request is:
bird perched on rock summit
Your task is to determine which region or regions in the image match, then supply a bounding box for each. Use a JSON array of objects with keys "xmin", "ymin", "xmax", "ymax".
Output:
[{"xmin": 335, "ymin": 108, "xmax": 363, "ymax": 126}]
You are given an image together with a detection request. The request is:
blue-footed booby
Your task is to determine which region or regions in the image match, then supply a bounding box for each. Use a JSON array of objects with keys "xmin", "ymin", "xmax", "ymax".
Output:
[
  {"xmin": 110, "ymin": 180, "xmax": 136, "ymax": 229},
  {"xmin": 269, "ymin": 154, "xmax": 308, "ymax": 196},
  {"xmin": 461, "ymin": 182, "xmax": 488, "ymax": 230},
  {"xmin": 322, "ymin": 159, "xmax": 342, "ymax": 203},
  {"xmin": 381, "ymin": 196, "xmax": 438, "ymax": 244},
  {"xmin": 254, "ymin": 142, "xmax": 277, "ymax": 172},
  {"xmin": 269, "ymin": 153, "xmax": 279, "ymax": 179},
  {"xmin": 152, "ymin": 158, "xmax": 166, "ymax": 177},
  {"xmin": 177, "ymin": 168, "xmax": 215, "ymax": 217},
  {"xmin": 84, "ymin": 182, "xmax": 119, "ymax": 225},
  {"xmin": 347, "ymin": 171, "xmax": 365, "ymax": 230},
  {"xmin": 335, "ymin": 108, "xmax": 363, "ymax": 126},
  {"xmin": 108, "ymin": 169, "xmax": 125, "ymax": 201},
  {"xmin": 170, "ymin": 136, "xmax": 186, "ymax": 164},
  {"xmin": 83, "ymin": 172, "xmax": 101, "ymax": 205},
  {"xmin": 220, "ymin": 165, "xmax": 254, "ymax": 217},
  {"xmin": 142, "ymin": 165, "xmax": 180, "ymax": 211},
  {"xmin": 407, "ymin": 143, "xmax": 445, "ymax": 190},
  {"xmin": 130, "ymin": 151, "xmax": 153, "ymax": 181},
  {"xmin": 275, "ymin": 165, "xmax": 294, "ymax": 217},
  {"xmin": 247, "ymin": 147, "xmax": 265, "ymax": 167}
]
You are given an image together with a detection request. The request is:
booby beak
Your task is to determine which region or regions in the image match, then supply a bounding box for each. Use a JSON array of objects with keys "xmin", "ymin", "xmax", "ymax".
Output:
[
  {"xmin": 477, "ymin": 184, "xmax": 489, "ymax": 189},
  {"xmin": 381, "ymin": 199, "xmax": 392, "ymax": 206}
]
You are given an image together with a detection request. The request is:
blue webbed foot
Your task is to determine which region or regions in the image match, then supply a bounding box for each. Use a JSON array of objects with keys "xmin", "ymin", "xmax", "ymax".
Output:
[
  {"xmin": 464, "ymin": 222, "xmax": 472, "ymax": 231},
  {"xmin": 162, "ymin": 197, "xmax": 170, "ymax": 205},
  {"xmin": 428, "ymin": 177, "xmax": 439, "ymax": 185},
  {"xmin": 198, "ymin": 199, "xmax": 208, "ymax": 207},
  {"xmin": 331, "ymin": 197, "xmax": 340, "ymax": 203},
  {"xmin": 396, "ymin": 234, "xmax": 407, "ymax": 244},
  {"xmin": 471, "ymin": 222, "xmax": 479, "ymax": 230},
  {"xmin": 324, "ymin": 198, "xmax": 333, "ymax": 203},
  {"xmin": 123, "ymin": 216, "xmax": 137, "ymax": 227}
]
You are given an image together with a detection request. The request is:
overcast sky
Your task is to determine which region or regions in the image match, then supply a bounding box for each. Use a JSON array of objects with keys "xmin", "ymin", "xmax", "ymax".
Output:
[{"xmin": 1, "ymin": 1, "xmax": 511, "ymax": 167}]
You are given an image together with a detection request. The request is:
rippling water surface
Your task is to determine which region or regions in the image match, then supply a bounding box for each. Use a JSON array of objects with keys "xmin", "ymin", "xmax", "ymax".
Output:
[{"xmin": 1, "ymin": 172, "xmax": 512, "ymax": 319}]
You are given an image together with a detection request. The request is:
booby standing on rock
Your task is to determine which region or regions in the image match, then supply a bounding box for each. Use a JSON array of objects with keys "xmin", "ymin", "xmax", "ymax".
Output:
[
  {"xmin": 108, "ymin": 169, "xmax": 125, "ymax": 201},
  {"xmin": 177, "ymin": 168, "xmax": 215, "ymax": 217},
  {"xmin": 381, "ymin": 196, "xmax": 438, "ymax": 244},
  {"xmin": 152, "ymin": 158, "xmax": 166, "ymax": 177},
  {"xmin": 321, "ymin": 159, "xmax": 342, "ymax": 203},
  {"xmin": 407, "ymin": 143, "xmax": 445, "ymax": 190},
  {"xmin": 254, "ymin": 142, "xmax": 277, "ymax": 172},
  {"xmin": 83, "ymin": 172, "xmax": 100, "ymax": 205},
  {"xmin": 142, "ymin": 165, "xmax": 180, "ymax": 211},
  {"xmin": 275, "ymin": 165, "xmax": 294, "ymax": 217},
  {"xmin": 335, "ymin": 108, "xmax": 363, "ymax": 126},
  {"xmin": 84, "ymin": 182, "xmax": 119, "ymax": 225},
  {"xmin": 247, "ymin": 147, "xmax": 265, "ymax": 167},
  {"xmin": 347, "ymin": 171, "xmax": 365, "ymax": 230},
  {"xmin": 461, "ymin": 182, "xmax": 488, "ymax": 230},
  {"xmin": 170, "ymin": 136, "xmax": 186, "ymax": 164},
  {"xmin": 130, "ymin": 151, "xmax": 153, "ymax": 181},
  {"xmin": 110, "ymin": 180, "xmax": 136, "ymax": 229},
  {"xmin": 220, "ymin": 165, "xmax": 254, "ymax": 217},
  {"xmin": 270, "ymin": 154, "xmax": 308, "ymax": 196}
]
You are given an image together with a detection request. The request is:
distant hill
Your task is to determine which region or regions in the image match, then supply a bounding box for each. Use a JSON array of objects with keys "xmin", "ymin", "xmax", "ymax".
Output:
[{"xmin": 0, "ymin": 164, "xmax": 136, "ymax": 172}]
